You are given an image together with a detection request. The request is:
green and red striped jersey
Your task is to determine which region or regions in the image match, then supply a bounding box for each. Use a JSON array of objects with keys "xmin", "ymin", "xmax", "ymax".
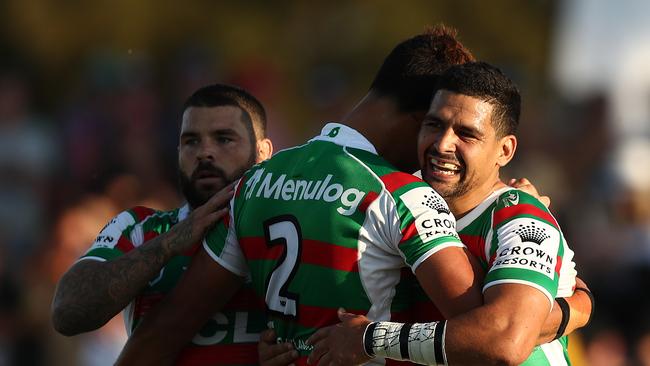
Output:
[
  {"xmin": 458, "ymin": 187, "xmax": 576, "ymax": 365},
  {"xmin": 79, "ymin": 205, "xmax": 266, "ymax": 366},
  {"xmin": 408, "ymin": 186, "xmax": 577, "ymax": 365},
  {"xmin": 204, "ymin": 123, "xmax": 464, "ymax": 365}
]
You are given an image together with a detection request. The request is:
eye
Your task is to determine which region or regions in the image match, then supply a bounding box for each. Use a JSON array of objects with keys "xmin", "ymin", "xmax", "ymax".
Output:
[
  {"xmin": 423, "ymin": 118, "xmax": 443, "ymax": 129},
  {"xmin": 182, "ymin": 137, "xmax": 199, "ymax": 146},
  {"xmin": 217, "ymin": 136, "xmax": 234, "ymax": 144}
]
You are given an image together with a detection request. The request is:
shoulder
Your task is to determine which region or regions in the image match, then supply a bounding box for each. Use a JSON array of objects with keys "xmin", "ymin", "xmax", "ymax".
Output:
[{"xmin": 492, "ymin": 189, "xmax": 559, "ymax": 230}]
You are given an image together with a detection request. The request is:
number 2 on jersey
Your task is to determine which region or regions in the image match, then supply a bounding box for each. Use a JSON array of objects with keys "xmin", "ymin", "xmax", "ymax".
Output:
[{"xmin": 263, "ymin": 215, "xmax": 301, "ymax": 317}]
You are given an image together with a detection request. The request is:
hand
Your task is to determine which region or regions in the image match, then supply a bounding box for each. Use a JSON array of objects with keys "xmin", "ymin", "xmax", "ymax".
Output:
[
  {"xmin": 306, "ymin": 308, "xmax": 372, "ymax": 366},
  {"xmin": 163, "ymin": 183, "xmax": 235, "ymax": 257},
  {"xmin": 508, "ymin": 178, "xmax": 551, "ymax": 208},
  {"xmin": 259, "ymin": 329, "xmax": 299, "ymax": 366}
]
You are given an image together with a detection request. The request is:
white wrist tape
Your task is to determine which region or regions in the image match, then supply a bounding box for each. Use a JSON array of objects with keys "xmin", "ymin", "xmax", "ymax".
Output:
[{"xmin": 363, "ymin": 321, "xmax": 447, "ymax": 365}]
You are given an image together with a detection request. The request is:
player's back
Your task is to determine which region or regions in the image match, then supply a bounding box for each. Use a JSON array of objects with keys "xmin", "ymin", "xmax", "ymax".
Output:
[
  {"xmin": 205, "ymin": 123, "xmax": 464, "ymax": 363},
  {"xmin": 233, "ymin": 137, "xmax": 385, "ymax": 350}
]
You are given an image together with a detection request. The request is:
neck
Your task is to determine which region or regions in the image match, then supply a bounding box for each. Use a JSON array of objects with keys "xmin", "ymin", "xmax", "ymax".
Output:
[
  {"xmin": 447, "ymin": 177, "xmax": 507, "ymax": 219},
  {"xmin": 341, "ymin": 92, "xmax": 398, "ymax": 155}
]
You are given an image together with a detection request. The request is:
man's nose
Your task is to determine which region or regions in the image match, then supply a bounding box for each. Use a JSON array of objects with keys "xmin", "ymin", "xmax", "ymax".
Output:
[
  {"xmin": 434, "ymin": 128, "xmax": 457, "ymax": 154},
  {"xmin": 197, "ymin": 142, "xmax": 216, "ymax": 161}
]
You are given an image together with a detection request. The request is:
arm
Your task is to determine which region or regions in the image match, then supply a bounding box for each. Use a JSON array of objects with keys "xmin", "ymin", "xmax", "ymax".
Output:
[
  {"xmin": 307, "ymin": 246, "xmax": 485, "ymax": 365},
  {"xmin": 51, "ymin": 185, "xmax": 233, "ymax": 336},
  {"xmin": 116, "ymin": 247, "xmax": 244, "ymax": 366},
  {"xmin": 537, "ymin": 277, "xmax": 594, "ymax": 343}
]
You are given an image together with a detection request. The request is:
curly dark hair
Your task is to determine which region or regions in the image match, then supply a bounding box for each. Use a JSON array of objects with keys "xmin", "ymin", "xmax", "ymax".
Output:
[
  {"xmin": 436, "ymin": 61, "xmax": 521, "ymax": 137},
  {"xmin": 369, "ymin": 24, "xmax": 475, "ymax": 112}
]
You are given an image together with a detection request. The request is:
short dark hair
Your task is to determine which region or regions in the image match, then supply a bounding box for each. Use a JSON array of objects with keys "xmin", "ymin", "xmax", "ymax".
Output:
[
  {"xmin": 369, "ymin": 25, "xmax": 475, "ymax": 112},
  {"xmin": 183, "ymin": 83, "xmax": 268, "ymax": 139},
  {"xmin": 436, "ymin": 61, "xmax": 521, "ymax": 137}
]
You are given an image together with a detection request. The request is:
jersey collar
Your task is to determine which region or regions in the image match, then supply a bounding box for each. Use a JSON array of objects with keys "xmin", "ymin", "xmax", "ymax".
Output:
[
  {"xmin": 456, "ymin": 186, "xmax": 511, "ymax": 231},
  {"xmin": 309, "ymin": 122, "xmax": 378, "ymax": 155},
  {"xmin": 178, "ymin": 203, "xmax": 190, "ymax": 221}
]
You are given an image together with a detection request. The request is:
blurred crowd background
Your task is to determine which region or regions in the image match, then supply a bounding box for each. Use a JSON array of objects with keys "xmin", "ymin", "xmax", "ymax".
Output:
[{"xmin": 0, "ymin": 0, "xmax": 649, "ymax": 365}]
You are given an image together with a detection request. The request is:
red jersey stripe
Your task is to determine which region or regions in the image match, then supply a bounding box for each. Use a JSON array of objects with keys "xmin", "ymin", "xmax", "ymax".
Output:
[
  {"xmin": 358, "ymin": 191, "xmax": 379, "ymax": 212},
  {"xmin": 493, "ymin": 204, "xmax": 559, "ymax": 229},
  {"xmin": 235, "ymin": 176, "xmax": 247, "ymax": 198},
  {"xmin": 380, "ymin": 172, "xmax": 422, "ymax": 193},
  {"xmin": 459, "ymin": 234, "xmax": 485, "ymax": 260},
  {"xmin": 239, "ymin": 237, "xmax": 359, "ymax": 272},
  {"xmin": 400, "ymin": 221, "xmax": 418, "ymax": 244},
  {"xmin": 130, "ymin": 206, "xmax": 156, "ymax": 221},
  {"xmin": 116, "ymin": 236, "xmax": 135, "ymax": 253}
]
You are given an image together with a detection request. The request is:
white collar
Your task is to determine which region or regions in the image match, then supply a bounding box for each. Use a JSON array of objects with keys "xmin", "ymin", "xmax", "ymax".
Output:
[{"xmin": 309, "ymin": 122, "xmax": 378, "ymax": 155}]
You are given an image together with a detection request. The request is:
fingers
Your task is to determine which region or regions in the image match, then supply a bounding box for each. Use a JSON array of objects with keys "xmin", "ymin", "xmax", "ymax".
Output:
[
  {"xmin": 539, "ymin": 196, "xmax": 551, "ymax": 208},
  {"xmin": 259, "ymin": 329, "xmax": 299, "ymax": 366},
  {"xmin": 337, "ymin": 308, "xmax": 358, "ymax": 322},
  {"xmin": 206, "ymin": 207, "xmax": 230, "ymax": 223},
  {"xmin": 204, "ymin": 182, "xmax": 236, "ymax": 209},
  {"xmin": 307, "ymin": 327, "xmax": 332, "ymax": 365},
  {"xmin": 306, "ymin": 326, "xmax": 331, "ymax": 348}
]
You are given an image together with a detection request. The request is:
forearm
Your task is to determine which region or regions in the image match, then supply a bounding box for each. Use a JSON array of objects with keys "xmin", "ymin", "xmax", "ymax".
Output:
[
  {"xmin": 537, "ymin": 288, "xmax": 594, "ymax": 344},
  {"xmin": 51, "ymin": 231, "xmax": 180, "ymax": 335},
  {"xmin": 365, "ymin": 285, "xmax": 548, "ymax": 366}
]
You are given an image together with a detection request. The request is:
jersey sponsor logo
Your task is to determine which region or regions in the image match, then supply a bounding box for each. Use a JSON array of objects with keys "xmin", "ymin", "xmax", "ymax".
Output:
[
  {"xmin": 514, "ymin": 221, "xmax": 550, "ymax": 245},
  {"xmin": 243, "ymin": 169, "xmax": 365, "ymax": 216},
  {"xmin": 492, "ymin": 218, "xmax": 559, "ymax": 279},
  {"xmin": 191, "ymin": 312, "xmax": 260, "ymax": 346},
  {"xmin": 421, "ymin": 193, "xmax": 451, "ymax": 215},
  {"xmin": 400, "ymin": 187, "xmax": 459, "ymax": 243},
  {"xmin": 501, "ymin": 191, "xmax": 519, "ymax": 207}
]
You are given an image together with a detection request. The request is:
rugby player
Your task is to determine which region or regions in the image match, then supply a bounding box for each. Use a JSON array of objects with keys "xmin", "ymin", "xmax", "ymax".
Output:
[
  {"xmin": 116, "ymin": 26, "xmax": 484, "ymax": 366},
  {"xmin": 51, "ymin": 84, "xmax": 273, "ymax": 365},
  {"xmin": 117, "ymin": 30, "xmax": 591, "ymax": 366},
  {"xmin": 308, "ymin": 62, "xmax": 593, "ymax": 365}
]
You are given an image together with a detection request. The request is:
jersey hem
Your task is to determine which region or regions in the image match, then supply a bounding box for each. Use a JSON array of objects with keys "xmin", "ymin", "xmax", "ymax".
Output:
[
  {"xmin": 483, "ymin": 279, "xmax": 554, "ymax": 309},
  {"xmin": 411, "ymin": 241, "xmax": 466, "ymax": 273}
]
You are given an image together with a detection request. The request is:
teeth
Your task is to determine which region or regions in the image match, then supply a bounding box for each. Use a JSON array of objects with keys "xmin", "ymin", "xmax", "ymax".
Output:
[{"xmin": 430, "ymin": 158, "xmax": 460, "ymax": 171}]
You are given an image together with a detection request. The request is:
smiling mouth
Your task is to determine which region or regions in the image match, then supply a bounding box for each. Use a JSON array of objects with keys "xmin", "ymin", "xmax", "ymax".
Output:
[{"xmin": 428, "ymin": 157, "xmax": 462, "ymax": 177}]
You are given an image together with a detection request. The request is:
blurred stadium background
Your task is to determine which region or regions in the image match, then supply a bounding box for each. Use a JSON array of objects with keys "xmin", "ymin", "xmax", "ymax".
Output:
[{"xmin": 0, "ymin": 0, "xmax": 649, "ymax": 365}]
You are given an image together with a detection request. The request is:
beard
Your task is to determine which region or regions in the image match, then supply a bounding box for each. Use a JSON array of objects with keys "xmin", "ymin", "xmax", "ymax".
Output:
[
  {"xmin": 179, "ymin": 155, "xmax": 255, "ymax": 209},
  {"xmin": 432, "ymin": 171, "xmax": 475, "ymax": 200},
  {"xmin": 425, "ymin": 152, "xmax": 476, "ymax": 200}
]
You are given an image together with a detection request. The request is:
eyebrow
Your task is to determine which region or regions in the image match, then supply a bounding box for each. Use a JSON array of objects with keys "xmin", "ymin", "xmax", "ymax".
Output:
[{"xmin": 180, "ymin": 128, "xmax": 240, "ymax": 138}]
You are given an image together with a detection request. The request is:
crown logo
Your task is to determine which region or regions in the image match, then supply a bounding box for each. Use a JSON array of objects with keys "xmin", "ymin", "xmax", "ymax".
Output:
[
  {"xmin": 514, "ymin": 221, "xmax": 550, "ymax": 245},
  {"xmin": 422, "ymin": 194, "xmax": 451, "ymax": 215}
]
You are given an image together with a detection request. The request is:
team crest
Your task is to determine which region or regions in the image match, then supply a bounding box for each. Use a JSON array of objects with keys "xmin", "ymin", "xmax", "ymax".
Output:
[{"xmin": 502, "ymin": 191, "xmax": 519, "ymax": 207}]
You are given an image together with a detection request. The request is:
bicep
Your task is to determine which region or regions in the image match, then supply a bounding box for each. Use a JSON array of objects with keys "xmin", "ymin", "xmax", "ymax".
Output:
[{"xmin": 414, "ymin": 246, "xmax": 484, "ymax": 318}]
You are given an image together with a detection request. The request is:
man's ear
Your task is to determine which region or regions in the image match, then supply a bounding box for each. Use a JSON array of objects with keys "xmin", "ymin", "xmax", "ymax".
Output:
[
  {"xmin": 256, "ymin": 138, "xmax": 273, "ymax": 162},
  {"xmin": 497, "ymin": 135, "xmax": 517, "ymax": 167}
]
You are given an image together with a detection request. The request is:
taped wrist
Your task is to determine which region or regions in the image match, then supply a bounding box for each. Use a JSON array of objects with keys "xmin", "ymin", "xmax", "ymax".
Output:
[{"xmin": 363, "ymin": 320, "xmax": 447, "ymax": 365}]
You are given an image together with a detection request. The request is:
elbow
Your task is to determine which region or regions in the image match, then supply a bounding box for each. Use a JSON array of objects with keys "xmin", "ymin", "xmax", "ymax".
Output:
[
  {"xmin": 487, "ymin": 333, "xmax": 536, "ymax": 366},
  {"xmin": 51, "ymin": 307, "xmax": 80, "ymax": 336}
]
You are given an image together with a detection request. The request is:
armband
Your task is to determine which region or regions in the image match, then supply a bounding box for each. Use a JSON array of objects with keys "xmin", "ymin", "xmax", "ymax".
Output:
[
  {"xmin": 362, "ymin": 320, "xmax": 447, "ymax": 365},
  {"xmin": 555, "ymin": 297, "xmax": 570, "ymax": 339},
  {"xmin": 574, "ymin": 287, "xmax": 595, "ymax": 326}
]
